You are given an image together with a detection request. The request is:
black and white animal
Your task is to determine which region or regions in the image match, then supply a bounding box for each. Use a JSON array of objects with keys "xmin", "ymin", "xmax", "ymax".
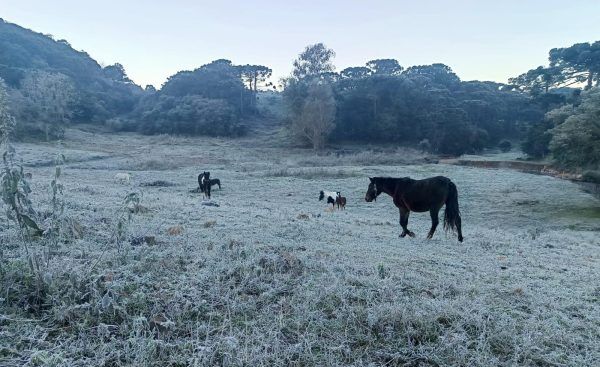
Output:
[
  {"xmin": 198, "ymin": 171, "xmax": 209, "ymax": 192},
  {"xmin": 198, "ymin": 171, "xmax": 222, "ymax": 199},
  {"xmin": 319, "ymin": 190, "xmax": 340, "ymax": 209}
]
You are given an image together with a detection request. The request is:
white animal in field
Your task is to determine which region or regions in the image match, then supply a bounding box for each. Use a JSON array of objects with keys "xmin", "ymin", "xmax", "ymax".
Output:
[{"xmin": 115, "ymin": 172, "xmax": 132, "ymax": 185}]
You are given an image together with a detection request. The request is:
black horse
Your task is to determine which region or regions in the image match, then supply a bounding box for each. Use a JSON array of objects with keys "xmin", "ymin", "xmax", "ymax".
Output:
[
  {"xmin": 365, "ymin": 176, "xmax": 463, "ymax": 242},
  {"xmin": 198, "ymin": 171, "xmax": 221, "ymax": 199}
]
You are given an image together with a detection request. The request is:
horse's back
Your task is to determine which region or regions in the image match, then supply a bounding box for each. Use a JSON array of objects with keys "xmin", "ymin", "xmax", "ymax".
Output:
[
  {"xmin": 403, "ymin": 176, "xmax": 453, "ymax": 212},
  {"xmin": 419, "ymin": 175, "xmax": 451, "ymax": 184}
]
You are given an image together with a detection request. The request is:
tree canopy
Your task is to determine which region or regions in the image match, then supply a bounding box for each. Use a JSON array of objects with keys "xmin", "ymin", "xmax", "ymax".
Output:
[
  {"xmin": 366, "ymin": 59, "xmax": 403, "ymax": 75},
  {"xmin": 283, "ymin": 44, "xmax": 540, "ymax": 155},
  {"xmin": 0, "ymin": 18, "xmax": 143, "ymax": 125},
  {"xmin": 510, "ymin": 41, "xmax": 600, "ymax": 92},
  {"xmin": 291, "ymin": 43, "xmax": 336, "ymax": 80},
  {"xmin": 0, "ymin": 19, "xmax": 274, "ymax": 138},
  {"xmin": 548, "ymin": 87, "xmax": 600, "ymax": 168}
]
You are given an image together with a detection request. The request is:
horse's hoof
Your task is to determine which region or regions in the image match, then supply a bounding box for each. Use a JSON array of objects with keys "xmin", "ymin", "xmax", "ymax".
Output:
[
  {"xmin": 399, "ymin": 233, "xmax": 407, "ymax": 238},
  {"xmin": 408, "ymin": 232, "xmax": 416, "ymax": 238}
]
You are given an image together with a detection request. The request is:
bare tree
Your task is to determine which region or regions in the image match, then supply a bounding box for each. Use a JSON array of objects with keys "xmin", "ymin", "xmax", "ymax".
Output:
[{"xmin": 292, "ymin": 81, "xmax": 336, "ymax": 150}]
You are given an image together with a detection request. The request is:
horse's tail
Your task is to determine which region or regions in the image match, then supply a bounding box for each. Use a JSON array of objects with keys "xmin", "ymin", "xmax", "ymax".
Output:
[
  {"xmin": 444, "ymin": 181, "xmax": 461, "ymax": 233},
  {"xmin": 216, "ymin": 179, "xmax": 221, "ymax": 189}
]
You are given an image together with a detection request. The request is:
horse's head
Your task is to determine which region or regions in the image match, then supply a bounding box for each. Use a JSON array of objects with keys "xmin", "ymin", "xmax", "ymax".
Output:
[
  {"xmin": 365, "ymin": 177, "xmax": 381, "ymax": 202},
  {"xmin": 318, "ymin": 191, "xmax": 325, "ymax": 201},
  {"xmin": 204, "ymin": 171, "xmax": 210, "ymax": 179}
]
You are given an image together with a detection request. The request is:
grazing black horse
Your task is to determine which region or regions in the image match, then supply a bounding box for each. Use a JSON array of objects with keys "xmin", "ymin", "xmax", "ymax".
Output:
[
  {"xmin": 198, "ymin": 171, "xmax": 221, "ymax": 199},
  {"xmin": 365, "ymin": 176, "xmax": 463, "ymax": 242}
]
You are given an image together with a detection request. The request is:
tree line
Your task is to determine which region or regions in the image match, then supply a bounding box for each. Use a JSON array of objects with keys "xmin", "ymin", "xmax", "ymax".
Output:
[
  {"xmin": 0, "ymin": 18, "xmax": 598, "ymax": 172},
  {"xmin": 509, "ymin": 41, "xmax": 600, "ymax": 170},
  {"xmin": 109, "ymin": 59, "xmax": 272, "ymax": 137},
  {"xmin": 282, "ymin": 44, "xmax": 545, "ymax": 155},
  {"xmin": 282, "ymin": 41, "xmax": 599, "ymax": 172},
  {"xmin": 0, "ymin": 19, "xmax": 271, "ymax": 139}
]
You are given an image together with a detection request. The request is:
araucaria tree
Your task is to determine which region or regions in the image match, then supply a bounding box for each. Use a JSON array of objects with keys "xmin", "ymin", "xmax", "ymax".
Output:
[
  {"xmin": 511, "ymin": 41, "xmax": 600, "ymax": 92},
  {"xmin": 550, "ymin": 42, "xmax": 600, "ymax": 90},
  {"xmin": 291, "ymin": 43, "xmax": 336, "ymax": 80},
  {"xmin": 293, "ymin": 81, "xmax": 336, "ymax": 150}
]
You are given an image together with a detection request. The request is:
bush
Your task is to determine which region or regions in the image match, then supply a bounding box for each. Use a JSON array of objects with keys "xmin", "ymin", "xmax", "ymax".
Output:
[
  {"xmin": 582, "ymin": 170, "xmax": 600, "ymax": 184},
  {"xmin": 522, "ymin": 119, "xmax": 552, "ymax": 158},
  {"xmin": 430, "ymin": 108, "xmax": 475, "ymax": 156},
  {"xmin": 136, "ymin": 95, "xmax": 243, "ymax": 137},
  {"xmin": 418, "ymin": 139, "xmax": 431, "ymax": 152},
  {"xmin": 549, "ymin": 88, "xmax": 600, "ymax": 168},
  {"xmin": 498, "ymin": 140, "xmax": 512, "ymax": 152}
]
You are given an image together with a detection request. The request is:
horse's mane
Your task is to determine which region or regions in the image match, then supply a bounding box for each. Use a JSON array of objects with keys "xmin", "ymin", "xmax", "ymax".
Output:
[
  {"xmin": 373, "ymin": 176, "xmax": 404, "ymax": 184},
  {"xmin": 373, "ymin": 177, "xmax": 412, "ymax": 191}
]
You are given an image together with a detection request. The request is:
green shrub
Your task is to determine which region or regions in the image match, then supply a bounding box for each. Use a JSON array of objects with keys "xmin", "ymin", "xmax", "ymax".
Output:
[
  {"xmin": 498, "ymin": 140, "xmax": 512, "ymax": 152},
  {"xmin": 582, "ymin": 170, "xmax": 600, "ymax": 183}
]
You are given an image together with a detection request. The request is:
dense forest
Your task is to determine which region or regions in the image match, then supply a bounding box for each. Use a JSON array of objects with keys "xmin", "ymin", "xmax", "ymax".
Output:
[{"xmin": 0, "ymin": 18, "xmax": 598, "ymax": 172}]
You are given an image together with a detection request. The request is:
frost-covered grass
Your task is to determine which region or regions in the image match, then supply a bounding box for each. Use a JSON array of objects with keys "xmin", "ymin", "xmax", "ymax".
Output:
[{"xmin": 1, "ymin": 130, "xmax": 599, "ymax": 366}]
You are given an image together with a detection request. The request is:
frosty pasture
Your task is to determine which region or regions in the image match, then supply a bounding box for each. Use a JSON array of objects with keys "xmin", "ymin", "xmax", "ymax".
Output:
[{"xmin": 1, "ymin": 130, "xmax": 599, "ymax": 366}]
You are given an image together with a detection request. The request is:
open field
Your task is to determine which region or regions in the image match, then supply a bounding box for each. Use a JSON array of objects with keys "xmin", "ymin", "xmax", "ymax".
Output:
[{"xmin": 1, "ymin": 129, "xmax": 599, "ymax": 366}]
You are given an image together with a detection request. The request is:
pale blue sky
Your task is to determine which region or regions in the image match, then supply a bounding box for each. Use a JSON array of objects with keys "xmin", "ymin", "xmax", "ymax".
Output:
[{"xmin": 3, "ymin": 1, "xmax": 599, "ymax": 88}]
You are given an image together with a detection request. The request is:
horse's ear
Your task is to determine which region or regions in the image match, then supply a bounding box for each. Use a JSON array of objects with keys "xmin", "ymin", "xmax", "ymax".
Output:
[{"xmin": 369, "ymin": 177, "xmax": 374, "ymax": 183}]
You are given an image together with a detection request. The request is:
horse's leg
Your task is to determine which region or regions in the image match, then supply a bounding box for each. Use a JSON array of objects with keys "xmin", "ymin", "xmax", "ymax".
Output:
[
  {"xmin": 399, "ymin": 207, "xmax": 415, "ymax": 237},
  {"xmin": 427, "ymin": 208, "xmax": 439, "ymax": 239},
  {"xmin": 456, "ymin": 216, "xmax": 463, "ymax": 242}
]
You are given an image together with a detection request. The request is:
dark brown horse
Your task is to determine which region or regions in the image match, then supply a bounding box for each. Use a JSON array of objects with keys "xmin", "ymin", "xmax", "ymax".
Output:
[
  {"xmin": 336, "ymin": 195, "xmax": 347, "ymax": 210},
  {"xmin": 365, "ymin": 176, "xmax": 463, "ymax": 242}
]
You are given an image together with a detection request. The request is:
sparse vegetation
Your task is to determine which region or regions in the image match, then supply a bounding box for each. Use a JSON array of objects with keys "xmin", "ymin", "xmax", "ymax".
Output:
[
  {"xmin": 263, "ymin": 167, "xmax": 359, "ymax": 179},
  {"xmin": 0, "ymin": 86, "xmax": 43, "ymax": 238}
]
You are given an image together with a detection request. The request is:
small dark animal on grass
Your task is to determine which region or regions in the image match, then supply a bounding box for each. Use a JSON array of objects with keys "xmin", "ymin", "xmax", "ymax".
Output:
[
  {"xmin": 202, "ymin": 172, "xmax": 211, "ymax": 199},
  {"xmin": 364, "ymin": 176, "xmax": 463, "ymax": 242},
  {"xmin": 336, "ymin": 195, "xmax": 347, "ymax": 210},
  {"xmin": 198, "ymin": 171, "xmax": 222, "ymax": 199},
  {"xmin": 198, "ymin": 171, "xmax": 208, "ymax": 192},
  {"xmin": 319, "ymin": 190, "xmax": 339, "ymax": 209}
]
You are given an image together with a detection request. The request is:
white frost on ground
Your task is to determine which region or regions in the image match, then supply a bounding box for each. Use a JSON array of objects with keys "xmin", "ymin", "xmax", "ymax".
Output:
[{"xmin": 1, "ymin": 130, "xmax": 599, "ymax": 366}]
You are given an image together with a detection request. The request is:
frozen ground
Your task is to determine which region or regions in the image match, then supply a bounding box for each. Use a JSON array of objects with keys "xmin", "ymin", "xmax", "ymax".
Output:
[{"xmin": 1, "ymin": 129, "xmax": 599, "ymax": 366}]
